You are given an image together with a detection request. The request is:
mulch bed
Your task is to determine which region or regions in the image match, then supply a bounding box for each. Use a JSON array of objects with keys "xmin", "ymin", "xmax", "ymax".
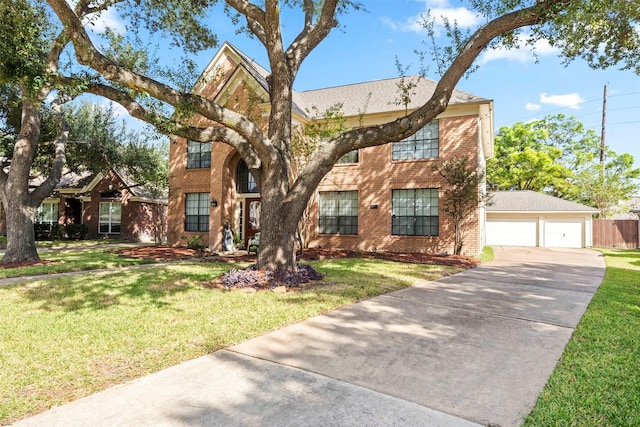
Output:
[
  {"xmin": 114, "ymin": 246, "xmax": 480, "ymax": 269},
  {"xmin": 0, "ymin": 246, "xmax": 480, "ymax": 271}
]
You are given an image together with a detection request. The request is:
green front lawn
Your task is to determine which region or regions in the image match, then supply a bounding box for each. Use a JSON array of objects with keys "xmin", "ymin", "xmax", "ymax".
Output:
[
  {"xmin": 525, "ymin": 249, "xmax": 640, "ymax": 425},
  {"xmin": 0, "ymin": 248, "xmax": 158, "ymax": 279},
  {"xmin": 0, "ymin": 258, "xmax": 458, "ymax": 425},
  {"xmin": 34, "ymin": 239, "xmax": 132, "ymax": 249}
]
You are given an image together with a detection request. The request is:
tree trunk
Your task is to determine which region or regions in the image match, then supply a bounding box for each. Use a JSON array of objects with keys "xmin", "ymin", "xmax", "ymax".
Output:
[
  {"xmin": 454, "ymin": 222, "xmax": 463, "ymax": 256},
  {"xmin": 0, "ymin": 99, "xmax": 42, "ymax": 264},
  {"xmin": 257, "ymin": 208, "xmax": 298, "ymax": 271},
  {"xmin": 255, "ymin": 166, "xmax": 300, "ymax": 271},
  {"xmin": 2, "ymin": 201, "xmax": 39, "ymax": 264}
]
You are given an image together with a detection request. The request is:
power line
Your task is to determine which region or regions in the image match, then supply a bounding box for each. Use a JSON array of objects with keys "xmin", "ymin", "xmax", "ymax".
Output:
[{"xmin": 496, "ymin": 90, "xmax": 640, "ymax": 128}]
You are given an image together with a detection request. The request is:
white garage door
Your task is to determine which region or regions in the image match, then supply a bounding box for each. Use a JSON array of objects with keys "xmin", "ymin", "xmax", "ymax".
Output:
[
  {"xmin": 544, "ymin": 219, "xmax": 584, "ymax": 248},
  {"xmin": 486, "ymin": 218, "xmax": 537, "ymax": 247}
]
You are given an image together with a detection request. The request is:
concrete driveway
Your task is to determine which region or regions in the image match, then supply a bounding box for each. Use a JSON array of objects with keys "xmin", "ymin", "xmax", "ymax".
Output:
[{"xmin": 13, "ymin": 247, "xmax": 605, "ymax": 427}]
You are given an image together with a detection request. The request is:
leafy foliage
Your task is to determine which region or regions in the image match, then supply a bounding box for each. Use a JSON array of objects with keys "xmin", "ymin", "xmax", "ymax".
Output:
[
  {"xmin": 185, "ymin": 234, "xmax": 206, "ymax": 251},
  {"xmin": 487, "ymin": 119, "xmax": 574, "ymax": 195},
  {"xmin": 487, "ymin": 114, "xmax": 640, "ymax": 216},
  {"xmin": 0, "ymin": 0, "xmax": 53, "ymax": 92},
  {"xmin": 434, "ymin": 157, "xmax": 491, "ymax": 255}
]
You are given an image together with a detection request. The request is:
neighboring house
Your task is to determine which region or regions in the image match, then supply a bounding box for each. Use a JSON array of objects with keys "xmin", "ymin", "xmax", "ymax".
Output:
[
  {"xmin": 0, "ymin": 169, "xmax": 167, "ymax": 242},
  {"xmin": 610, "ymin": 197, "xmax": 640, "ymax": 219},
  {"xmin": 486, "ymin": 190, "xmax": 599, "ymax": 248},
  {"xmin": 167, "ymin": 42, "xmax": 494, "ymax": 256}
]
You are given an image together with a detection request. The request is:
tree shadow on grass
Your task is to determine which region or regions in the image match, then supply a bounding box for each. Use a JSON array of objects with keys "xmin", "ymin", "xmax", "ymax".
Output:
[{"xmin": 15, "ymin": 267, "xmax": 205, "ymax": 312}]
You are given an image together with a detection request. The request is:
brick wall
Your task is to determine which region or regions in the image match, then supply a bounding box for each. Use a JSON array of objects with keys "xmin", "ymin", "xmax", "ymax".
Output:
[
  {"xmin": 81, "ymin": 172, "xmax": 167, "ymax": 242},
  {"xmin": 166, "ymin": 48, "xmax": 486, "ymax": 256},
  {"xmin": 308, "ymin": 115, "xmax": 482, "ymax": 256}
]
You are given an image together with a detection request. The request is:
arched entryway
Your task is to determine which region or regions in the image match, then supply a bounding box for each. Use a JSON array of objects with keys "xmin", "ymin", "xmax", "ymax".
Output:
[{"xmin": 236, "ymin": 159, "xmax": 260, "ymax": 246}]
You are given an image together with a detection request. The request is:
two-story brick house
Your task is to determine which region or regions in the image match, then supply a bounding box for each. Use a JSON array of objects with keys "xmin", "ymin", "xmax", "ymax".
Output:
[{"xmin": 167, "ymin": 42, "xmax": 494, "ymax": 256}]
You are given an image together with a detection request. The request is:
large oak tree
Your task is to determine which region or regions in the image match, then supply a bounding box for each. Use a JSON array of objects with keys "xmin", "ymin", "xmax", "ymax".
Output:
[
  {"xmin": 0, "ymin": 1, "xmax": 169, "ymax": 264},
  {"xmin": 21, "ymin": 0, "xmax": 640, "ymax": 270}
]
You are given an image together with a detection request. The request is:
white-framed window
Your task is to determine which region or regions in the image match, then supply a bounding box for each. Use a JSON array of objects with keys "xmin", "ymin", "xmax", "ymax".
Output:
[
  {"xmin": 392, "ymin": 120, "xmax": 439, "ymax": 160},
  {"xmin": 99, "ymin": 202, "xmax": 122, "ymax": 234},
  {"xmin": 187, "ymin": 140, "xmax": 212, "ymax": 169},
  {"xmin": 35, "ymin": 202, "xmax": 58, "ymax": 227},
  {"xmin": 392, "ymin": 189, "xmax": 439, "ymax": 236},
  {"xmin": 318, "ymin": 191, "xmax": 358, "ymax": 235},
  {"xmin": 185, "ymin": 193, "xmax": 210, "ymax": 232}
]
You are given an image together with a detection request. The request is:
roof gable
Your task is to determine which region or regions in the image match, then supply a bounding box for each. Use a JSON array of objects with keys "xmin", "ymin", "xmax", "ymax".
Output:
[{"xmin": 194, "ymin": 42, "xmax": 490, "ymax": 122}]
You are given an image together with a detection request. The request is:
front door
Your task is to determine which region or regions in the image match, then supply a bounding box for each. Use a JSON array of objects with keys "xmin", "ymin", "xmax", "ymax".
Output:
[{"xmin": 244, "ymin": 198, "xmax": 261, "ymax": 246}]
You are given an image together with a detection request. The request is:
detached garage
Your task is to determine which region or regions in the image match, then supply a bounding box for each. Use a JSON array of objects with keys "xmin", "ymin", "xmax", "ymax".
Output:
[{"xmin": 486, "ymin": 191, "xmax": 599, "ymax": 248}]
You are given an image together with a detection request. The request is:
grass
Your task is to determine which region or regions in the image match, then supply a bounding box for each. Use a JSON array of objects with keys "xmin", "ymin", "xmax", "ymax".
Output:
[
  {"xmin": 524, "ymin": 249, "xmax": 640, "ymax": 425},
  {"xmin": 0, "ymin": 257, "xmax": 459, "ymax": 425},
  {"xmin": 0, "ymin": 248, "xmax": 158, "ymax": 279},
  {"xmin": 34, "ymin": 239, "xmax": 132, "ymax": 248}
]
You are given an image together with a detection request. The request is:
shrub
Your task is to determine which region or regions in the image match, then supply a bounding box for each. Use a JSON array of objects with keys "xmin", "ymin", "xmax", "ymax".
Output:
[
  {"xmin": 186, "ymin": 235, "xmax": 206, "ymax": 251},
  {"xmin": 66, "ymin": 224, "xmax": 88, "ymax": 240},
  {"xmin": 50, "ymin": 224, "xmax": 66, "ymax": 240}
]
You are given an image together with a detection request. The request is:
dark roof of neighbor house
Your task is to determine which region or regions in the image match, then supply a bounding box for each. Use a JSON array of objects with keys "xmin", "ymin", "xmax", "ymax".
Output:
[
  {"xmin": 30, "ymin": 169, "xmax": 167, "ymax": 202},
  {"xmin": 610, "ymin": 196, "xmax": 640, "ymax": 219},
  {"xmin": 487, "ymin": 190, "xmax": 599, "ymax": 213},
  {"xmin": 222, "ymin": 42, "xmax": 489, "ymax": 120},
  {"xmin": 55, "ymin": 170, "xmax": 95, "ymax": 189}
]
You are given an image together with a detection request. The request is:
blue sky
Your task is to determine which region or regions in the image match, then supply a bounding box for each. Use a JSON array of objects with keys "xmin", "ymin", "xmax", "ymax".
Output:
[{"xmin": 95, "ymin": 0, "xmax": 640, "ymax": 167}]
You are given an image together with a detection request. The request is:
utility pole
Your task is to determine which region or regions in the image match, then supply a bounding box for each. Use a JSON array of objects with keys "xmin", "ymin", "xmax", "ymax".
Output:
[{"xmin": 600, "ymin": 84, "xmax": 607, "ymax": 177}]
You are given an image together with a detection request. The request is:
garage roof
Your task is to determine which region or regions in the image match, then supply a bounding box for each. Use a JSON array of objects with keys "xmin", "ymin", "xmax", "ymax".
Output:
[{"xmin": 487, "ymin": 191, "xmax": 599, "ymax": 213}]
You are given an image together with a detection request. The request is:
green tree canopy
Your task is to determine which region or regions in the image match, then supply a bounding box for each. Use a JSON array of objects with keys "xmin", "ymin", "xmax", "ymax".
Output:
[{"xmin": 487, "ymin": 114, "xmax": 640, "ymax": 215}]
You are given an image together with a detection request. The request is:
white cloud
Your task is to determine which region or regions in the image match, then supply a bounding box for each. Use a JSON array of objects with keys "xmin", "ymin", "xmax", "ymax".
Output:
[
  {"xmin": 525, "ymin": 103, "xmax": 541, "ymax": 111},
  {"xmin": 381, "ymin": 0, "xmax": 480, "ymax": 34},
  {"xmin": 539, "ymin": 92, "xmax": 585, "ymax": 110},
  {"xmin": 102, "ymin": 100, "xmax": 129, "ymax": 118},
  {"xmin": 83, "ymin": 7, "xmax": 125, "ymax": 34},
  {"xmin": 478, "ymin": 35, "xmax": 560, "ymax": 65}
]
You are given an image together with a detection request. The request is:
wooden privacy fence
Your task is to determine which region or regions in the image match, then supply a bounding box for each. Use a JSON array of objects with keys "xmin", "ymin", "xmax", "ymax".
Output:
[{"xmin": 592, "ymin": 219, "xmax": 639, "ymax": 249}]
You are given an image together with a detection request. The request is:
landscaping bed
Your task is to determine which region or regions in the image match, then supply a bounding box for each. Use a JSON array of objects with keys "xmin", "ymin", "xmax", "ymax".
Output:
[{"xmin": 115, "ymin": 245, "xmax": 481, "ymax": 269}]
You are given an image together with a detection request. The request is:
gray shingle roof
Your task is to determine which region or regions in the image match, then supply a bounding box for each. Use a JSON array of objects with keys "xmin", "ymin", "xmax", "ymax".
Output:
[
  {"xmin": 296, "ymin": 77, "xmax": 486, "ymax": 118},
  {"xmin": 487, "ymin": 191, "xmax": 599, "ymax": 213},
  {"xmin": 222, "ymin": 42, "xmax": 488, "ymax": 120}
]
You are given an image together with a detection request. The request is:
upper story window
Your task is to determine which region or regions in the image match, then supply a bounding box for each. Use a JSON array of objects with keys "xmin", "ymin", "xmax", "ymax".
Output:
[
  {"xmin": 392, "ymin": 120, "xmax": 439, "ymax": 161},
  {"xmin": 187, "ymin": 140, "xmax": 211, "ymax": 169},
  {"xmin": 237, "ymin": 160, "xmax": 259, "ymax": 193},
  {"xmin": 318, "ymin": 190, "xmax": 358, "ymax": 235},
  {"xmin": 392, "ymin": 188, "xmax": 439, "ymax": 236},
  {"xmin": 337, "ymin": 150, "xmax": 359, "ymax": 164}
]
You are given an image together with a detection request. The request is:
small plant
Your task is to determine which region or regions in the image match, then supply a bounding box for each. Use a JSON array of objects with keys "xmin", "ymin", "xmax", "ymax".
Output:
[
  {"xmin": 0, "ymin": 235, "xmax": 6, "ymax": 249},
  {"xmin": 186, "ymin": 234, "xmax": 206, "ymax": 251},
  {"xmin": 233, "ymin": 233, "xmax": 244, "ymax": 249}
]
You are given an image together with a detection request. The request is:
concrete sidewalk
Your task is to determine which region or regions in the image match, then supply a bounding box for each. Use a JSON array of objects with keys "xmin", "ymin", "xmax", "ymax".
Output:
[{"xmin": 12, "ymin": 247, "xmax": 605, "ymax": 427}]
